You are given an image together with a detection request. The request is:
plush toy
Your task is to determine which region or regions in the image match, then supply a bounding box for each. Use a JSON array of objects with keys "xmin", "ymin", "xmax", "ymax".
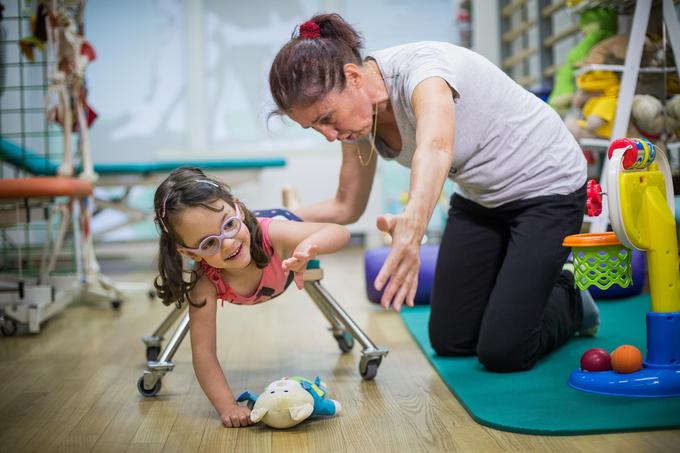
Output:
[
  {"xmin": 237, "ymin": 376, "xmax": 341, "ymax": 429},
  {"xmin": 630, "ymin": 94, "xmax": 680, "ymax": 141},
  {"xmin": 665, "ymin": 95, "xmax": 680, "ymax": 136},
  {"xmin": 548, "ymin": 8, "xmax": 618, "ymax": 112},
  {"xmin": 566, "ymin": 70, "xmax": 621, "ymax": 140},
  {"xmin": 582, "ymin": 33, "xmax": 673, "ymax": 99},
  {"xmin": 564, "ymin": 30, "xmax": 677, "ymax": 141},
  {"xmin": 631, "ymin": 94, "xmax": 667, "ymax": 139}
]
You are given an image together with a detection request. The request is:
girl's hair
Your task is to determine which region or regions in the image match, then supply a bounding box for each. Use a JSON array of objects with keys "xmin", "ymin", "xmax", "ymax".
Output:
[
  {"xmin": 153, "ymin": 167, "xmax": 270, "ymax": 309},
  {"xmin": 269, "ymin": 13, "xmax": 364, "ymax": 114}
]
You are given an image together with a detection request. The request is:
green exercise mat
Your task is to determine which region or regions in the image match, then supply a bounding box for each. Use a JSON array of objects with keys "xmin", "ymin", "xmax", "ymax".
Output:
[{"xmin": 400, "ymin": 293, "xmax": 680, "ymax": 435}]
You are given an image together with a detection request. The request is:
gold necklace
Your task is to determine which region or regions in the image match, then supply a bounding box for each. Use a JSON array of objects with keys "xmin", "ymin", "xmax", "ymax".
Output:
[{"xmin": 356, "ymin": 102, "xmax": 379, "ymax": 166}]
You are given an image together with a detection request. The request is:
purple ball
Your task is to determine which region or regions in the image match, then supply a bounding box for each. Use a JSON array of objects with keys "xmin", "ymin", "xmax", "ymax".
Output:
[{"xmin": 364, "ymin": 245, "xmax": 438, "ymax": 305}]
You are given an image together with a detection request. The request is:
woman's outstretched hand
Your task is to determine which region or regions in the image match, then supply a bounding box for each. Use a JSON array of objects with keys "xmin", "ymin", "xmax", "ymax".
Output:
[{"xmin": 374, "ymin": 213, "xmax": 421, "ymax": 312}]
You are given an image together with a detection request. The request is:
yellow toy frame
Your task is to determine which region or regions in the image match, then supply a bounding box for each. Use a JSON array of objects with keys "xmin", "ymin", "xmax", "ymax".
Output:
[{"xmin": 565, "ymin": 137, "xmax": 680, "ymax": 397}]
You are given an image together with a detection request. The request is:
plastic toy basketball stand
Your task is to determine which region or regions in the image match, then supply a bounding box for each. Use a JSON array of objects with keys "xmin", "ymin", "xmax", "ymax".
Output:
[{"xmin": 563, "ymin": 138, "xmax": 680, "ymax": 397}]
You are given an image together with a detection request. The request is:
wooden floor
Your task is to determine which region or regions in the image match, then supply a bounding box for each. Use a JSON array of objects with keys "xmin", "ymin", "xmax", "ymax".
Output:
[{"xmin": 1, "ymin": 245, "xmax": 679, "ymax": 453}]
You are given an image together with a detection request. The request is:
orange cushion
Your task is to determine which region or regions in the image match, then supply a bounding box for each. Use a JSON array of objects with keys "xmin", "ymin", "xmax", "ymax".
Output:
[{"xmin": 0, "ymin": 177, "xmax": 92, "ymax": 199}]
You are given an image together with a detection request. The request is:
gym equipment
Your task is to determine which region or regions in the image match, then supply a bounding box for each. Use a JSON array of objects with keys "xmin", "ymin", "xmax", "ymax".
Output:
[
  {"xmin": 1, "ymin": 139, "xmax": 286, "ymax": 238},
  {"xmin": 137, "ymin": 209, "xmax": 389, "ymax": 397},
  {"xmin": 0, "ymin": 177, "xmax": 124, "ymax": 334}
]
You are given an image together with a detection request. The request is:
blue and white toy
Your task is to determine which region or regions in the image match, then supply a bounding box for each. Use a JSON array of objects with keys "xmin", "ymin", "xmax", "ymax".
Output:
[{"xmin": 237, "ymin": 376, "xmax": 341, "ymax": 429}]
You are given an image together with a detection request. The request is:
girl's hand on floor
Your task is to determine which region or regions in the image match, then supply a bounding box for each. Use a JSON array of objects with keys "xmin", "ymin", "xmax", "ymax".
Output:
[{"xmin": 221, "ymin": 404, "xmax": 252, "ymax": 428}]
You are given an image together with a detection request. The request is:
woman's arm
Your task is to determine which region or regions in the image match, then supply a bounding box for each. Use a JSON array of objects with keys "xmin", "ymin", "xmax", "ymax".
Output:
[
  {"xmin": 374, "ymin": 77, "xmax": 456, "ymax": 311},
  {"xmin": 188, "ymin": 278, "xmax": 252, "ymax": 427},
  {"xmin": 290, "ymin": 141, "xmax": 377, "ymax": 225}
]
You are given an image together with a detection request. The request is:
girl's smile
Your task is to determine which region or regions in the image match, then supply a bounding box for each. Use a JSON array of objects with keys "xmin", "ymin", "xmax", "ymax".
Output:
[
  {"xmin": 224, "ymin": 243, "xmax": 243, "ymax": 261},
  {"xmin": 175, "ymin": 201, "xmax": 252, "ymax": 271}
]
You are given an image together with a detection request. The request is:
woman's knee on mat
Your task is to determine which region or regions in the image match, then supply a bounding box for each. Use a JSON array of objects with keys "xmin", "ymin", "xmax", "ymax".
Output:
[
  {"xmin": 429, "ymin": 321, "xmax": 477, "ymax": 356},
  {"xmin": 476, "ymin": 336, "xmax": 538, "ymax": 372}
]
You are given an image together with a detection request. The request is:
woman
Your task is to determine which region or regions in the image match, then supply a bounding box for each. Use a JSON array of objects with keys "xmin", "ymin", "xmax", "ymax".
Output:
[{"xmin": 269, "ymin": 14, "xmax": 599, "ymax": 372}]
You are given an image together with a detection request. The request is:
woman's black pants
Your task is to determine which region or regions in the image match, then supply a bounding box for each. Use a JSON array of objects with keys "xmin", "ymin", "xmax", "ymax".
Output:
[{"xmin": 429, "ymin": 185, "xmax": 586, "ymax": 372}]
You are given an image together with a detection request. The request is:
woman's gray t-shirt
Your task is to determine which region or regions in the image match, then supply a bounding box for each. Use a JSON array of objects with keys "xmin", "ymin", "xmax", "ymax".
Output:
[{"xmin": 367, "ymin": 41, "xmax": 586, "ymax": 208}]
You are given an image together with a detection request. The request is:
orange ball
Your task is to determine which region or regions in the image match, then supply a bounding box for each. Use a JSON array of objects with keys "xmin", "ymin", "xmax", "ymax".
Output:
[{"xmin": 611, "ymin": 345, "xmax": 643, "ymax": 374}]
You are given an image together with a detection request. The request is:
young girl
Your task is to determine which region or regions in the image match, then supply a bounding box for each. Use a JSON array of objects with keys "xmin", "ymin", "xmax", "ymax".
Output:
[{"xmin": 153, "ymin": 167, "xmax": 350, "ymax": 428}]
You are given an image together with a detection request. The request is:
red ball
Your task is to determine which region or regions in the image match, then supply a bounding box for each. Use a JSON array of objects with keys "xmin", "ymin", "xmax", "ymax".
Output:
[
  {"xmin": 580, "ymin": 347, "xmax": 612, "ymax": 371},
  {"xmin": 611, "ymin": 345, "xmax": 643, "ymax": 374}
]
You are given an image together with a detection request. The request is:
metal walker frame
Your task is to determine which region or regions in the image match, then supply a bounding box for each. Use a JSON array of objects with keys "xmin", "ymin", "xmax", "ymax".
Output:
[{"xmin": 137, "ymin": 260, "xmax": 389, "ymax": 397}]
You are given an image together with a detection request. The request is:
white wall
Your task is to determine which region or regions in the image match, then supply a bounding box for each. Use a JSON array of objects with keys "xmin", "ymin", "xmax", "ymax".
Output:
[
  {"xmin": 84, "ymin": 0, "xmax": 456, "ymax": 240},
  {"xmin": 471, "ymin": 0, "xmax": 500, "ymax": 65}
]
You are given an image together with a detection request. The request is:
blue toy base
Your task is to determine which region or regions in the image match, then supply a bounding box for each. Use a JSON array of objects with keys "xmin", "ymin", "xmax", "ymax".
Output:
[
  {"xmin": 569, "ymin": 367, "xmax": 680, "ymax": 397},
  {"xmin": 569, "ymin": 311, "xmax": 680, "ymax": 397}
]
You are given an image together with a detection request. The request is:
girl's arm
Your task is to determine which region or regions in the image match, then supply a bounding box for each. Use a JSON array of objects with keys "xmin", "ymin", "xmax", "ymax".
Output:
[
  {"xmin": 267, "ymin": 219, "xmax": 351, "ymax": 273},
  {"xmin": 374, "ymin": 77, "xmax": 455, "ymax": 311},
  {"xmin": 289, "ymin": 141, "xmax": 377, "ymax": 225},
  {"xmin": 188, "ymin": 277, "xmax": 252, "ymax": 428}
]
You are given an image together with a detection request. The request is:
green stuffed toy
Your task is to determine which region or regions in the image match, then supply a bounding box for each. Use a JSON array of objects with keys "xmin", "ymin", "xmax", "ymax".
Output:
[{"xmin": 548, "ymin": 8, "xmax": 618, "ymax": 112}]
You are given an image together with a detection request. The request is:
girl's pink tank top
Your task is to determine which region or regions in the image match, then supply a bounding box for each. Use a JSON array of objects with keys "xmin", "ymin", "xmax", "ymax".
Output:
[{"xmin": 200, "ymin": 218, "xmax": 298, "ymax": 305}]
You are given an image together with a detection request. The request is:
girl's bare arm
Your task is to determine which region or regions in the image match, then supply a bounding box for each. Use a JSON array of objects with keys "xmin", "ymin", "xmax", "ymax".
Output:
[{"xmin": 188, "ymin": 277, "xmax": 252, "ymax": 427}]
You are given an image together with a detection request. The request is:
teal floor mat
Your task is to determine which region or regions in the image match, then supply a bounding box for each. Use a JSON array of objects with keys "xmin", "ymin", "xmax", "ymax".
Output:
[{"xmin": 400, "ymin": 294, "xmax": 680, "ymax": 435}]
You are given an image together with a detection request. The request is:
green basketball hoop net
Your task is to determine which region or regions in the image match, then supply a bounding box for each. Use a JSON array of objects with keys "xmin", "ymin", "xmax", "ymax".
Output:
[{"xmin": 563, "ymin": 232, "xmax": 633, "ymax": 291}]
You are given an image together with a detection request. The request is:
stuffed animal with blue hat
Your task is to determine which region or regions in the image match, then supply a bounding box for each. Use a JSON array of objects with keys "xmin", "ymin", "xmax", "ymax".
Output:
[{"xmin": 237, "ymin": 376, "xmax": 341, "ymax": 429}]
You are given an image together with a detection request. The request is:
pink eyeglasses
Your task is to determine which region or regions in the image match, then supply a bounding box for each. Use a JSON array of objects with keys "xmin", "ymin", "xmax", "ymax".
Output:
[{"xmin": 180, "ymin": 205, "xmax": 242, "ymax": 257}]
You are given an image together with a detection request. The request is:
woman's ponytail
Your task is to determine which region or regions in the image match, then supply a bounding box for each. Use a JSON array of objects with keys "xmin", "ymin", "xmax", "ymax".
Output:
[{"xmin": 269, "ymin": 13, "xmax": 364, "ymax": 113}]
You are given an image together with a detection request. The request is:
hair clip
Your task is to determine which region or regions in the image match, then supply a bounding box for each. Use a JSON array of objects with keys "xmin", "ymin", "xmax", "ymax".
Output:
[
  {"xmin": 194, "ymin": 179, "xmax": 219, "ymax": 187},
  {"xmin": 158, "ymin": 192, "xmax": 170, "ymax": 233},
  {"xmin": 299, "ymin": 21, "xmax": 321, "ymax": 39},
  {"xmin": 157, "ymin": 179, "xmax": 221, "ymax": 235}
]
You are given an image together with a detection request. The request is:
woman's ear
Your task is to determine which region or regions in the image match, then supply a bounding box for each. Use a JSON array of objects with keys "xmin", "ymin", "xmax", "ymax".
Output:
[{"xmin": 343, "ymin": 63, "xmax": 362, "ymax": 87}]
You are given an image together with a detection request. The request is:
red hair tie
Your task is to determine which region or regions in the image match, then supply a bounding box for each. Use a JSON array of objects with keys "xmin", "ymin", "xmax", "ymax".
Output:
[{"xmin": 299, "ymin": 20, "xmax": 321, "ymax": 39}]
